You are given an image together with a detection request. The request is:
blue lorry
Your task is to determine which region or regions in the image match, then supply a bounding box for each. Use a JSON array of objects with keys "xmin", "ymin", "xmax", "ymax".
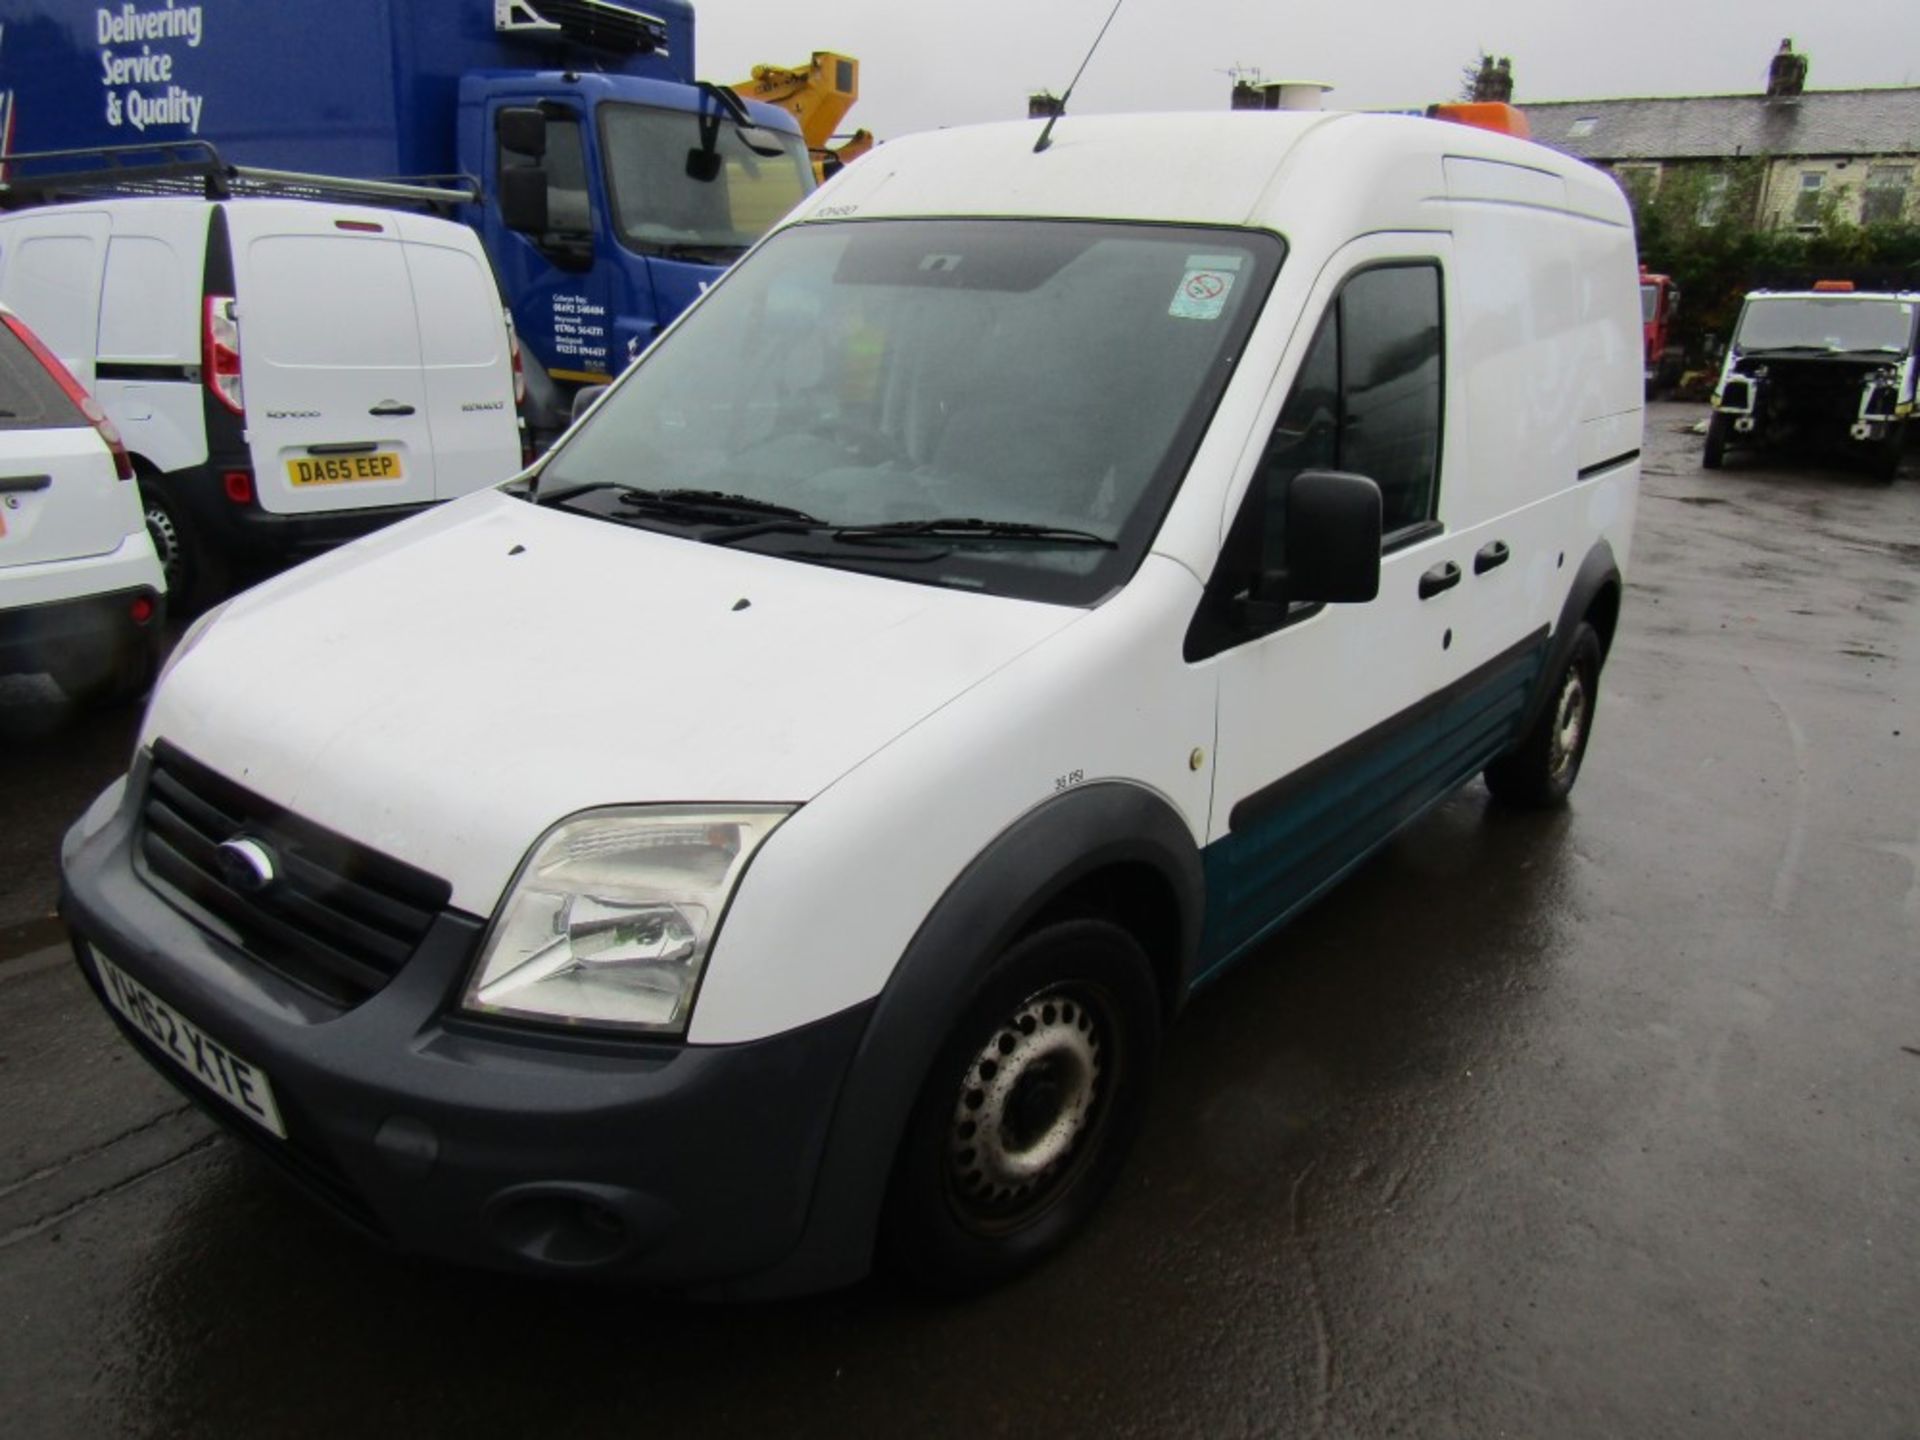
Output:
[{"xmin": 0, "ymin": 0, "xmax": 815, "ymax": 435}]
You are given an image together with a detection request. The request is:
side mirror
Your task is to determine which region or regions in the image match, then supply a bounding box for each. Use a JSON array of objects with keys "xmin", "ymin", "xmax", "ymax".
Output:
[
  {"xmin": 570, "ymin": 384, "xmax": 610, "ymax": 426},
  {"xmin": 498, "ymin": 166, "xmax": 549, "ymax": 235},
  {"xmin": 1282, "ymin": 470, "xmax": 1382, "ymax": 604},
  {"xmin": 497, "ymin": 108, "xmax": 547, "ymax": 159},
  {"xmin": 685, "ymin": 147, "xmax": 723, "ymax": 183}
]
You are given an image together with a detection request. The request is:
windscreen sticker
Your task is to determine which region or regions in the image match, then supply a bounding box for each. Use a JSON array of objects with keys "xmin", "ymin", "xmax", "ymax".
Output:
[{"xmin": 1170, "ymin": 254, "xmax": 1243, "ymax": 321}]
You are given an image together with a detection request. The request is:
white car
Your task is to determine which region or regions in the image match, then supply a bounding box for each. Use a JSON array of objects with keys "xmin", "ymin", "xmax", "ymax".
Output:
[
  {"xmin": 0, "ymin": 303, "xmax": 165, "ymax": 702},
  {"xmin": 61, "ymin": 108, "xmax": 1642, "ymax": 1296}
]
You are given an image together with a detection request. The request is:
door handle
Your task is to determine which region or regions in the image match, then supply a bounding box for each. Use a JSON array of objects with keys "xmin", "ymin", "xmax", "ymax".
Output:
[
  {"xmin": 0, "ymin": 473, "xmax": 52, "ymax": 494},
  {"xmin": 1418, "ymin": 560, "xmax": 1461, "ymax": 599},
  {"xmin": 1473, "ymin": 540, "xmax": 1511, "ymax": 575},
  {"xmin": 307, "ymin": 442, "xmax": 379, "ymax": 455},
  {"xmin": 368, "ymin": 401, "xmax": 416, "ymax": 417}
]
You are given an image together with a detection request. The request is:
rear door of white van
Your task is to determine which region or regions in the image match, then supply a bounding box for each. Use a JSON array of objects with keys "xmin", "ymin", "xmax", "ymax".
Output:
[
  {"xmin": 0, "ymin": 210, "xmax": 111, "ymax": 387},
  {"xmin": 392, "ymin": 214, "xmax": 522, "ymax": 498},
  {"xmin": 226, "ymin": 204, "xmax": 438, "ymax": 515}
]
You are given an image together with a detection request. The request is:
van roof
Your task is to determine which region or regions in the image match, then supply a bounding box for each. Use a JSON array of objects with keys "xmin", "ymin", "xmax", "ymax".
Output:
[{"xmin": 789, "ymin": 111, "xmax": 1629, "ymax": 238}]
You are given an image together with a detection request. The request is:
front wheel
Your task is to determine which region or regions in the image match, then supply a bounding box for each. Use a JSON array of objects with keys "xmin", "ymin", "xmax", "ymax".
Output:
[
  {"xmin": 1702, "ymin": 413, "xmax": 1731, "ymax": 470},
  {"xmin": 1871, "ymin": 426, "xmax": 1904, "ymax": 483},
  {"xmin": 879, "ymin": 917, "xmax": 1161, "ymax": 1295},
  {"xmin": 1484, "ymin": 623, "xmax": 1603, "ymax": 809}
]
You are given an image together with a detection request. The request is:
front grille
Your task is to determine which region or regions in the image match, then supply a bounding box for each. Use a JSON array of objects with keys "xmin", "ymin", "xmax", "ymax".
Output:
[{"xmin": 139, "ymin": 742, "xmax": 451, "ymax": 1007}]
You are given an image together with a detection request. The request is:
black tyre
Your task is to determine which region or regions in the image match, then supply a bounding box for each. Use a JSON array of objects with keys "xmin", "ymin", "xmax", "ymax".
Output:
[
  {"xmin": 144, "ymin": 488, "xmax": 225, "ymax": 613},
  {"xmin": 879, "ymin": 917, "xmax": 1162, "ymax": 1295},
  {"xmin": 1871, "ymin": 426, "xmax": 1903, "ymax": 483},
  {"xmin": 1701, "ymin": 413, "xmax": 1730, "ymax": 470},
  {"xmin": 1484, "ymin": 622, "xmax": 1603, "ymax": 809}
]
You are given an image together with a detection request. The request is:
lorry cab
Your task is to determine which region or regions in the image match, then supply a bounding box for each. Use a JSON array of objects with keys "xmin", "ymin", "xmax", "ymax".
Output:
[
  {"xmin": 0, "ymin": 194, "xmax": 524, "ymax": 605},
  {"xmin": 1705, "ymin": 281, "xmax": 1918, "ymax": 480},
  {"xmin": 1640, "ymin": 268, "xmax": 1681, "ymax": 391},
  {"xmin": 465, "ymin": 70, "xmax": 814, "ymax": 401},
  {"xmin": 60, "ymin": 110, "xmax": 1641, "ymax": 1299}
]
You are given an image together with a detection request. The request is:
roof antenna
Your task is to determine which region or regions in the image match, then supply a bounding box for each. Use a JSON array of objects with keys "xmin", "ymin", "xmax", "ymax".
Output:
[{"xmin": 1034, "ymin": 0, "xmax": 1130, "ymax": 154}]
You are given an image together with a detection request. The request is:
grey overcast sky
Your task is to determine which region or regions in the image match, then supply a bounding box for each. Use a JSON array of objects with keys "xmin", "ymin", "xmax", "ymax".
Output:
[{"xmin": 699, "ymin": 0, "xmax": 1920, "ymax": 141}]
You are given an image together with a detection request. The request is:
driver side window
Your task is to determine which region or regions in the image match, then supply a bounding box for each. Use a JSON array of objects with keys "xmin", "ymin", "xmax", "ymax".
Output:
[{"xmin": 1255, "ymin": 262, "xmax": 1444, "ymax": 570}]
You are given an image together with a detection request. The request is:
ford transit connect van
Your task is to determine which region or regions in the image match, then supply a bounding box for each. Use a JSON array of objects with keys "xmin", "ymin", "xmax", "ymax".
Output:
[
  {"xmin": 0, "ymin": 196, "xmax": 524, "ymax": 605},
  {"xmin": 60, "ymin": 110, "xmax": 1641, "ymax": 1297}
]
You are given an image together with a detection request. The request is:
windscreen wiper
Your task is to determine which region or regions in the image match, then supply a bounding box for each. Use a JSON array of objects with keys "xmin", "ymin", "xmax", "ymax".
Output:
[
  {"xmin": 831, "ymin": 517, "xmax": 1118, "ymax": 547},
  {"xmin": 620, "ymin": 487, "xmax": 821, "ymax": 522}
]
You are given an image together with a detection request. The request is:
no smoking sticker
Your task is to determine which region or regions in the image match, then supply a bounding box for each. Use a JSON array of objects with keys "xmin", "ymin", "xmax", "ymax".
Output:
[{"xmin": 1170, "ymin": 253, "xmax": 1242, "ymax": 320}]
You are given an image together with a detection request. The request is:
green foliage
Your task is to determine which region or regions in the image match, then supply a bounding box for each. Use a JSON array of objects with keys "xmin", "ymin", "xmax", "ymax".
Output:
[{"xmin": 1626, "ymin": 160, "xmax": 1920, "ymax": 358}]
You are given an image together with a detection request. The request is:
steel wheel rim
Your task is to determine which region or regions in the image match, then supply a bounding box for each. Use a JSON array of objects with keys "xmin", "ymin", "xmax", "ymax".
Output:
[
  {"xmin": 145, "ymin": 503, "xmax": 181, "ymax": 584},
  {"xmin": 1548, "ymin": 667, "xmax": 1589, "ymax": 783},
  {"xmin": 945, "ymin": 985, "xmax": 1112, "ymax": 1234}
]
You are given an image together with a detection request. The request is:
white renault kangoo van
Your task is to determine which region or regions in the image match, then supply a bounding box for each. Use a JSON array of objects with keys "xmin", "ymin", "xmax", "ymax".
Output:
[
  {"xmin": 0, "ymin": 194, "xmax": 523, "ymax": 605},
  {"xmin": 61, "ymin": 109, "xmax": 1642, "ymax": 1297}
]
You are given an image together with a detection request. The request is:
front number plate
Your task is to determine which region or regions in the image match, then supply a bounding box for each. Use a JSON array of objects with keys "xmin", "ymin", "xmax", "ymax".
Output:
[
  {"xmin": 287, "ymin": 452, "xmax": 403, "ymax": 486},
  {"xmin": 95, "ymin": 953, "xmax": 287, "ymax": 1138}
]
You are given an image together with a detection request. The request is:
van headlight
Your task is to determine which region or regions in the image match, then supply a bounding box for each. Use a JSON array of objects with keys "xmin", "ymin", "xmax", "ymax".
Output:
[{"xmin": 463, "ymin": 806, "xmax": 791, "ymax": 1033}]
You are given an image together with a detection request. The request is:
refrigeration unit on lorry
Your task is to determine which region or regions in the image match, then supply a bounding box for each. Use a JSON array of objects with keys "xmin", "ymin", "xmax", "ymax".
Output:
[{"xmin": 0, "ymin": 0, "xmax": 816, "ymax": 437}]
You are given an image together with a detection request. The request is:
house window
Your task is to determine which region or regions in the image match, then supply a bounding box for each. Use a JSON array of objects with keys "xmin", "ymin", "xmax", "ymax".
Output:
[
  {"xmin": 1567, "ymin": 117, "xmax": 1598, "ymax": 138},
  {"xmin": 1864, "ymin": 165, "xmax": 1911, "ymax": 225},
  {"xmin": 1696, "ymin": 172, "xmax": 1730, "ymax": 226},
  {"xmin": 1793, "ymin": 171, "xmax": 1825, "ymax": 227}
]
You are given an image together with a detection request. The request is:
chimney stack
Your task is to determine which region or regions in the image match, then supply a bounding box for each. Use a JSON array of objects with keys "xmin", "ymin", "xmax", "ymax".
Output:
[
  {"xmin": 1766, "ymin": 39, "xmax": 1807, "ymax": 99},
  {"xmin": 1471, "ymin": 55, "xmax": 1515, "ymax": 103}
]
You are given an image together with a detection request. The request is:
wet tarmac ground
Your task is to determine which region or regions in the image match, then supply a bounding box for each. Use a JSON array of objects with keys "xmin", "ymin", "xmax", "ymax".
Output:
[{"xmin": 1, "ymin": 403, "xmax": 1915, "ymax": 1437}]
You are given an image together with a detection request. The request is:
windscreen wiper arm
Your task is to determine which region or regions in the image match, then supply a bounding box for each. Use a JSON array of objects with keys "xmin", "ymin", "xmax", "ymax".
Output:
[
  {"xmin": 831, "ymin": 517, "xmax": 1118, "ymax": 547},
  {"xmin": 621, "ymin": 487, "xmax": 821, "ymax": 521}
]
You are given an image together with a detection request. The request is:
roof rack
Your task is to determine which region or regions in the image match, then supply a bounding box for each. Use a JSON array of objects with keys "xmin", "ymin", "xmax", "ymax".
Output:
[
  {"xmin": 1749, "ymin": 263, "xmax": 1920, "ymax": 295},
  {"xmin": 0, "ymin": 141, "xmax": 480, "ymax": 216}
]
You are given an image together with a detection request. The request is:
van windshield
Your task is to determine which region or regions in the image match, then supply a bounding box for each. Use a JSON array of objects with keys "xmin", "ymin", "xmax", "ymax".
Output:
[
  {"xmin": 535, "ymin": 219, "xmax": 1283, "ymax": 604},
  {"xmin": 600, "ymin": 103, "xmax": 814, "ymax": 260},
  {"xmin": 1734, "ymin": 296, "xmax": 1915, "ymax": 355}
]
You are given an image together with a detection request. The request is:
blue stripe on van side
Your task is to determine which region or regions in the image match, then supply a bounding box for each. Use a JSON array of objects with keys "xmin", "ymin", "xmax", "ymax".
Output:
[{"xmin": 1194, "ymin": 627, "xmax": 1548, "ymax": 981}]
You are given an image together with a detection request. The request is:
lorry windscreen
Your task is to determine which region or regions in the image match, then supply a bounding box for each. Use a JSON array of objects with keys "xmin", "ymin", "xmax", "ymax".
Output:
[
  {"xmin": 1735, "ymin": 296, "xmax": 1915, "ymax": 355},
  {"xmin": 535, "ymin": 218, "xmax": 1284, "ymax": 606},
  {"xmin": 601, "ymin": 103, "xmax": 814, "ymax": 258}
]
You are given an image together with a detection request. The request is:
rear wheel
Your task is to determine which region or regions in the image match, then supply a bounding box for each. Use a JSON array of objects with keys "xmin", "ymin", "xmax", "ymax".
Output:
[
  {"xmin": 1702, "ymin": 413, "xmax": 1731, "ymax": 470},
  {"xmin": 879, "ymin": 917, "xmax": 1161, "ymax": 1295},
  {"xmin": 143, "ymin": 488, "xmax": 224, "ymax": 613},
  {"xmin": 1484, "ymin": 623, "xmax": 1603, "ymax": 809}
]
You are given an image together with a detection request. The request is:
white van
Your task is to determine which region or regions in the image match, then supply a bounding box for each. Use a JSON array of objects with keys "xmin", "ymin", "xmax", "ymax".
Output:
[
  {"xmin": 60, "ymin": 110, "xmax": 1641, "ymax": 1298},
  {"xmin": 0, "ymin": 196, "xmax": 524, "ymax": 605}
]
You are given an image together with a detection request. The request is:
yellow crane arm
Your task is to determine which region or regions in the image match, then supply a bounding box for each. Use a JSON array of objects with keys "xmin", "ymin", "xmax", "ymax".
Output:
[{"xmin": 728, "ymin": 52, "xmax": 870, "ymax": 180}]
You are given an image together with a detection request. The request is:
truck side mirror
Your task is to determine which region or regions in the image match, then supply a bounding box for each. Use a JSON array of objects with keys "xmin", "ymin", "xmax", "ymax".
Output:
[
  {"xmin": 497, "ymin": 108, "xmax": 548, "ymax": 159},
  {"xmin": 685, "ymin": 147, "xmax": 723, "ymax": 183},
  {"xmin": 499, "ymin": 166, "xmax": 549, "ymax": 235},
  {"xmin": 1281, "ymin": 470, "xmax": 1382, "ymax": 604}
]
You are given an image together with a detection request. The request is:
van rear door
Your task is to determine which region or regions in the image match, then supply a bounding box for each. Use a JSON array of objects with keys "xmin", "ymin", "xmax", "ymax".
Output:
[
  {"xmin": 0, "ymin": 209, "xmax": 111, "ymax": 387},
  {"xmin": 226, "ymin": 204, "xmax": 438, "ymax": 515},
  {"xmin": 392, "ymin": 215, "xmax": 522, "ymax": 498}
]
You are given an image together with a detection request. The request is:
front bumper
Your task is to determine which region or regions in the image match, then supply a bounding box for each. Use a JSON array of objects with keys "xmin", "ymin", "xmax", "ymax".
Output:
[{"xmin": 60, "ymin": 767, "xmax": 872, "ymax": 1287}]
